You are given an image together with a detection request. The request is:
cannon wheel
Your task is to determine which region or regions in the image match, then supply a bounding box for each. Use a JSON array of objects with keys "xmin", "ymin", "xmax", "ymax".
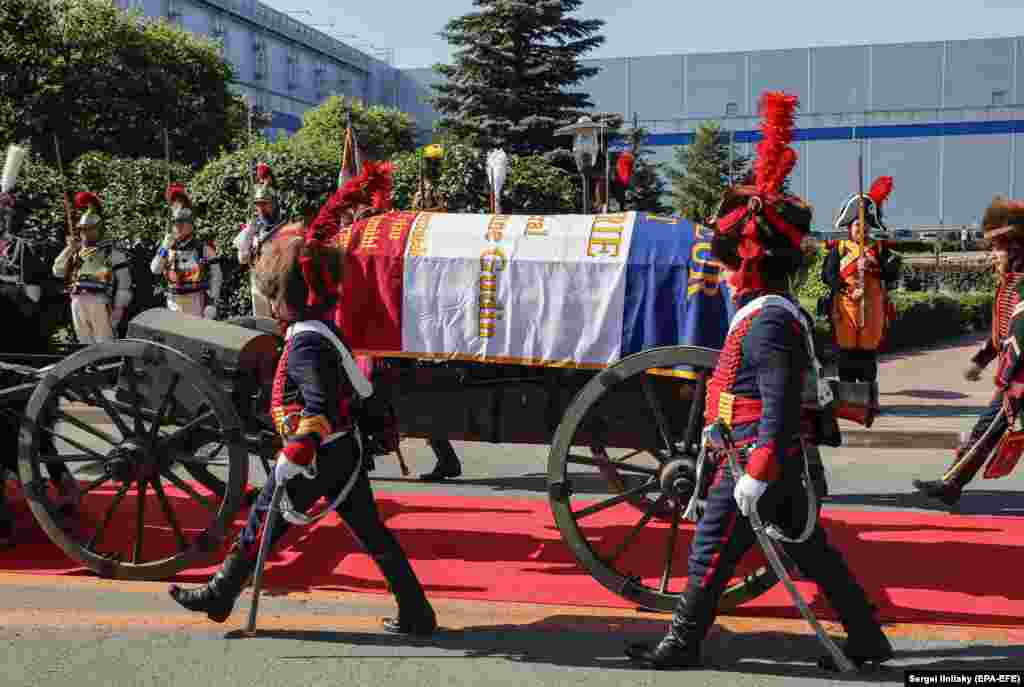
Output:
[
  {"xmin": 548, "ymin": 345, "xmax": 789, "ymax": 612},
  {"xmin": 18, "ymin": 339, "xmax": 248, "ymax": 580}
]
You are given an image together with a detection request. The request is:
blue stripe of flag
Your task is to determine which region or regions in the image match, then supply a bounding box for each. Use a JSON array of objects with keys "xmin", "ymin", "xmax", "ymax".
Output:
[{"xmin": 620, "ymin": 213, "xmax": 735, "ymax": 358}]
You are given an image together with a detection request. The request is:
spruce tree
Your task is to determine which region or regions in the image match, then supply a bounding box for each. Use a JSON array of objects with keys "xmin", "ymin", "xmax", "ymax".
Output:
[
  {"xmin": 667, "ymin": 121, "xmax": 749, "ymax": 222},
  {"xmin": 431, "ymin": 0, "xmax": 605, "ymax": 154}
]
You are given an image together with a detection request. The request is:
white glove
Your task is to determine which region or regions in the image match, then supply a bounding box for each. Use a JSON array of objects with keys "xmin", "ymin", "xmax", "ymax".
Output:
[
  {"xmin": 274, "ymin": 454, "xmax": 314, "ymax": 484},
  {"xmin": 734, "ymin": 473, "xmax": 770, "ymax": 517},
  {"xmin": 964, "ymin": 363, "xmax": 983, "ymax": 382},
  {"xmin": 203, "ymin": 305, "xmax": 217, "ymax": 320}
]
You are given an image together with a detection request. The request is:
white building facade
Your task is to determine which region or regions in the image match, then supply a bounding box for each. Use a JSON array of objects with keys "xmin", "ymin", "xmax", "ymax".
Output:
[{"xmin": 114, "ymin": 0, "xmax": 436, "ymax": 140}]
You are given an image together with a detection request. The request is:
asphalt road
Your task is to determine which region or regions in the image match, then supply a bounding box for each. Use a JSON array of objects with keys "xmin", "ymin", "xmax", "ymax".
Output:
[{"xmin": 3, "ymin": 431, "xmax": 1023, "ymax": 686}]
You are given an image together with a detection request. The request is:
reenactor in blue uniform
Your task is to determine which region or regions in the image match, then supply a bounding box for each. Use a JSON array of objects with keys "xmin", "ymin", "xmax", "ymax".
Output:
[
  {"xmin": 914, "ymin": 196, "xmax": 1024, "ymax": 506},
  {"xmin": 625, "ymin": 92, "xmax": 891, "ymax": 671},
  {"xmin": 168, "ymin": 165, "xmax": 436, "ymax": 636}
]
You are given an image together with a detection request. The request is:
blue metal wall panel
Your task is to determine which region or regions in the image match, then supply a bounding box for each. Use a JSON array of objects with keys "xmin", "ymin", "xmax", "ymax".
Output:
[
  {"xmin": 945, "ymin": 38, "xmax": 1013, "ymax": 108},
  {"xmin": 748, "ymin": 49, "xmax": 808, "ymax": 112},
  {"xmin": 810, "ymin": 45, "xmax": 868, "ymax": 113},
  {"xmin": 685, "ymin": 53, "xmax": 747, "ymax": 118},
  {"xmin": 871, "ymin": 42, "xmax": 944, "ymax": 109}
]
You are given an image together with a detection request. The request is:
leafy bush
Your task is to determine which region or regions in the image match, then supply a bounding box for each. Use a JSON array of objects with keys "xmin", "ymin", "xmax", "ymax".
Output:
[
  {"xmin": 187, "ymin": 138, "xmax": 339, "ymax": 317},
  {"xmin": 900, "ymin": 257, "xmax": 995, "ymax": 293},
  {"xmin": 290, "ymin": 96, "xmax": 418, "ymax": 163}
]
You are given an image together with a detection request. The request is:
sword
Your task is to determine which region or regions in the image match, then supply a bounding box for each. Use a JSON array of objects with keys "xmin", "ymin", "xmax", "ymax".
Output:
[
  {"xmin": 718, "ymin": 428, "xmax": 855, "ymax": 673},
  {"xmin": 942, "ymin": 406, "xmax": 1006, "ymax": 482},
  {"xmin": 244, "ymin": 480, "xmax": 285, "ymax": 635}
]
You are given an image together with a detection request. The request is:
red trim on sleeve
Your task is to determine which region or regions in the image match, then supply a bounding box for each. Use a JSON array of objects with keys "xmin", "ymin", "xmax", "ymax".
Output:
[
  {"xmin": 281, "ymin": 436, "xmax": 316, "ymax": 466},
  {"xmin": 746, "ymin": 443, "xmax": 781, "ymax": 482}
]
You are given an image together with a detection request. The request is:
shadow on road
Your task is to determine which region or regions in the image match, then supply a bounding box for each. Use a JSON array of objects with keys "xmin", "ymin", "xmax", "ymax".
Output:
[
  {"xmin": 228, "ymin": 621, "xmax": 1023, "ymax": 680},
  {"xmin": 825, "ymin": 490, "xmax": 1024, "ymax": 517}
]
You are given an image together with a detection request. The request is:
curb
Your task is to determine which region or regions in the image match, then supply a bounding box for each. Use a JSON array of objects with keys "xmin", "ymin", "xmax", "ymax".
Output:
[{"xmin": 841, "ymin": 430, "xmax": 959, "ymax": 449}]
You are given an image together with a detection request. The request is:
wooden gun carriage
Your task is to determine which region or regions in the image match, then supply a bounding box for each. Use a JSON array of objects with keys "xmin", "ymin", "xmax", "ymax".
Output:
[{"xmin": 0, "ymin": 211, "xmax": 876, "ymax": 615}]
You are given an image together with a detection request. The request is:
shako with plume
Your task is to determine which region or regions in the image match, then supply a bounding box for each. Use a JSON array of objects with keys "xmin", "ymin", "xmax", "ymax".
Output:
[{"xmin": 710, "ymin": 91, "xmax": 812, "ymax": 292}]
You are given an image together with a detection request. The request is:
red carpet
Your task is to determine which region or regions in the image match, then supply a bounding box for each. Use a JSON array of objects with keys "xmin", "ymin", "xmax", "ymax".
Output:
[{"xmin": 2, "ymin": 480, "xmax": 1023, "ymax": 628}]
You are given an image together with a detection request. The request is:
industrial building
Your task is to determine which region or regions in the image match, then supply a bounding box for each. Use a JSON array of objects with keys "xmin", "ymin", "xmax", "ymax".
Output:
[
  {"xmin": 407, "ymin": 36, "xmax": 1024, "ymax": 231},
  {"xmin": 112, "ymin": 0, "xmax": 436, "ymax": 140},
  {"xmin": 106, "ymin": 1, "xmax": 1024, "ymax": 231}
]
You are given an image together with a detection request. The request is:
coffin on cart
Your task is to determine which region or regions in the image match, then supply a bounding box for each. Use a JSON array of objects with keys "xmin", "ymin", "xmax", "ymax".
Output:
[{"xmin": 332, "ymin": 211, "xmax": 734, "ymax": 447}]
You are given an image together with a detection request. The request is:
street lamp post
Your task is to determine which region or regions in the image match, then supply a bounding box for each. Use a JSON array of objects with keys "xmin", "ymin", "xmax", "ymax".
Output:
[
  {"xmin": 725, "ymin": 102, "xmax": 738, "ymax": 183},
  {"xmin": 555, "ymin": 116, "xmax": 607, "ymax": 213}
]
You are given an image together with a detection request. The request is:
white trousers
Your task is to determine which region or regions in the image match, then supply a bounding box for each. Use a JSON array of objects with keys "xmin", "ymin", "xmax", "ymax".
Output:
[
  {"xmin": 166, "ymin": 292, "xmax": 206, "ymax": 317},
  {"xmin": 70, "ymin": 294, "xmax": 115, "ymax": 344},
  {"xmin": 250, "ymin": 280, "xmax": 272, "ymax": 318}
]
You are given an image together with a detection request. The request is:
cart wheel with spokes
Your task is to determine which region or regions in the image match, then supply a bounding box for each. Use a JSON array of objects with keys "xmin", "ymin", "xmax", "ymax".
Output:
[
  {"xmin": 548, "ymin": 345, "xmax": 790, "ymax": 612},
  {"xmin": 17, "ymin": 339, "xmax": 248, "ymax": 580}
]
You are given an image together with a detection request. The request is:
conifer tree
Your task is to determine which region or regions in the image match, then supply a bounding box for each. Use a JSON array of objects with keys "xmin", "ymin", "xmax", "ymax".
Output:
[
  {"xmin": 667, "ymin": 121, "xmax": 749, "ymax": 222},
  {"xmin": 431, "ymin": 0, "xmax": 605, "ymax": 153}
]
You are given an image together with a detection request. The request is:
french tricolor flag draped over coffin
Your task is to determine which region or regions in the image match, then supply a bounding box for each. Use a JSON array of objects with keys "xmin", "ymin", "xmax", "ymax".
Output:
[{"xmin": 333, "ymin": 211, "xmax": 736, "ymax": 373}]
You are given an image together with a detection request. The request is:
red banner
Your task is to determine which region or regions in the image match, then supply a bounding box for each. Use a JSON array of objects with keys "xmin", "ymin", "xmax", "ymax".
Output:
[{"xmin": 334, "ymin": 211, "xmax": 416, "ymax": 352}]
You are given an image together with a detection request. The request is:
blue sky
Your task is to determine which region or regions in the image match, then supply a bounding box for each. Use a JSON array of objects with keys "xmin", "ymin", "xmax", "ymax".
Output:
[{"xmin": 265, "ymin": 0, "xmax": 1024, "ymax": 70}]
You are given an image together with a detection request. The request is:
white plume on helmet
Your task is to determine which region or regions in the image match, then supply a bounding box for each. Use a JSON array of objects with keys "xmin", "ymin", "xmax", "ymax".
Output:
[
  {"xmin": 1, "ymin": 145, "xmax": 28, "ymax": 194},
  {"xmin": 486, "ymin": 148, "xmax": 509, "ymax": 214}
]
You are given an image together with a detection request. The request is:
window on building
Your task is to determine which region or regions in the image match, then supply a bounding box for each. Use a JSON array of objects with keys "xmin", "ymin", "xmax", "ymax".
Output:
[
  {"xmin": 993, "ymin": 89, "xmax": 1008, "ymax": 106},
  {"xmin": 253, "ymin": 39, "xmax": 268, "ymax": 81},
  {"xmin": 167, "ymin": 0, "xmax": 182, "ymax": 25}
]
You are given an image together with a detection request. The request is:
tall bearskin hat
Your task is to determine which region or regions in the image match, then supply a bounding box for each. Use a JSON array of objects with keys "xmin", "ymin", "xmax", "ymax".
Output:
[
  {"xmin": 74, "ymin": 191, "xmax": 103, "ymax": 228},
  {"xmin": 834, "ymin": 176, "xmax": 894, "ymax": 232},
  {"xmin": 982, "ymin": 195, "xmax": 1024, "ymax": 242},
  {"xmin": 165, "ymin": 183, "xmax": 193, "ymax": 224},
  {"xmin": 253, "ymin": 162, "xmax": 275, "ymax": 204},
  {"xmin": 710, "ymin": 91, "xmax": 812, "ymax": 291}
]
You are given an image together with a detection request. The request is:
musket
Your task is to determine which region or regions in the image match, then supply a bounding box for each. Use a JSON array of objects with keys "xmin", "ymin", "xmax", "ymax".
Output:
[
  {"xmin": 857, "ymin": 139, "xmax": 866, "ymax": 328},
  {"xmin": 53, "ymin": 134, "xmax": 78, "ymax": 291},
  {"xmin": 53, "ymin": 134, "xmax": 73, "ymax": 241}
]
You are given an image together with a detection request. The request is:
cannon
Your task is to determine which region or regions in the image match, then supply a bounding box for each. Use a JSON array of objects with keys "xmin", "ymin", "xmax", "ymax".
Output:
[{"xmin": 3, "ymin": 309, "xmax": 281, "ymax": 580}]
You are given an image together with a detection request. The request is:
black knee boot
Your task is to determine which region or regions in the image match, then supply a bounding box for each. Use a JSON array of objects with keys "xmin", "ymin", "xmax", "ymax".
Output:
[
  {"xmin": 0, "ymin": 484, "xmax": 13, "ymax": 546},
  {"xmin": 625, "ymin": 586, "xmax": 706, "ymax": 669},
  {"xmin": 168, "ymin": 549, "xmax": 257, "ymax": 623},
  {"xmin": 913, "ymin": 440, "xmax": 984, "ymax": 507},
  {"xmin": 811, "ymin": 552, "xmax": 893, "ymax": 670},
  {"xmin": 370, "ymin": 542, "xmax": 437, "ymax": 635}
]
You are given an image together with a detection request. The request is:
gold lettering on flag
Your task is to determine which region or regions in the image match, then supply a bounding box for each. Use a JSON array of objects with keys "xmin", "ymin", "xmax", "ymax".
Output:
[
  {"xmin": 586, "ymin": 213, "xmax": 628, "ymax": 257},
  {"xmin": 408, "ymin": 213, "xmax": 432, "ymax": 257},
  {"xmin": 486, "ymin": 214, "xmax": 510, "ymax": 241},
  {"xmin": 687, "ymin": 223, "xmax": 723, "ymax": 298},
  {"xmin": 478, "ymin": 248, "xmax": 505, "ymax": 337},
  {"xmin": 525, "ymin": 215, "xmax": 547, "ymax": 236},
  {"xmin": 388, "ymin": 212, "xmax": 415, "ymax": 241},
  {"xmin": 359, "ymin": 216, "xmax": 383, "ymax": 251}
]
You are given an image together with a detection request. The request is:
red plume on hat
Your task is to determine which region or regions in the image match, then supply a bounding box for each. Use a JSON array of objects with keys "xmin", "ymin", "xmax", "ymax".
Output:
[
  {"xmin": 616, "ymin": 151, "xmax": 635, "ymax": 187},
  {"xmin": 868, "ymin": 176, "xmax": 894, "ymax": 207},
  {"xmin": 73, "ymin": 191, "xmax": 102, "ymax": 214},
  {"xmin": 712, "ymin": 91, "xmax": 811, "ymax": 294},
  {"xmin": 754, "ymin": 91, "xmax": 799, "ymax": 196},
  {"xmin": 165, "ymin": 183, "xmax": 191, "ymax": 208},
  {"xmin": 256, "ymin": 163, "xmax": 272, "ymax": 183},
  {"xmin": 299, "ymin": 160, "xmax": 395, "ymax": 310}
]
